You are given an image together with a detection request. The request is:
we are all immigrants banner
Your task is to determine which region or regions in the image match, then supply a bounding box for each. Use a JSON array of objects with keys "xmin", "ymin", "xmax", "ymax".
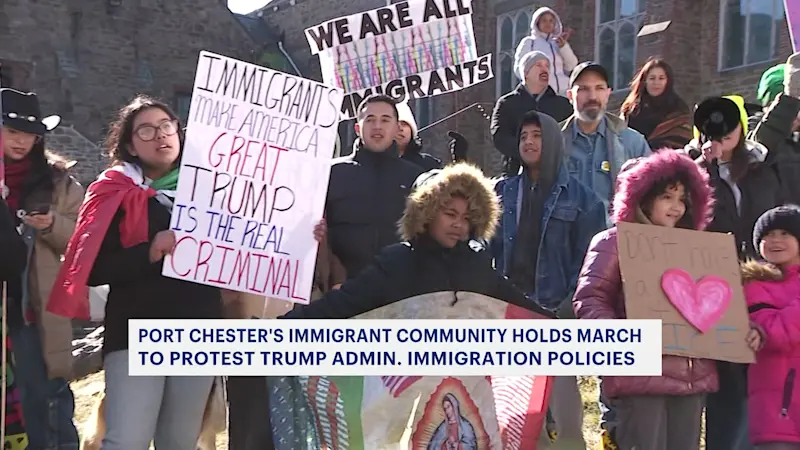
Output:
[{"xmin": 305, "ymin": 0, "xmax": 494, "ymax": 118}]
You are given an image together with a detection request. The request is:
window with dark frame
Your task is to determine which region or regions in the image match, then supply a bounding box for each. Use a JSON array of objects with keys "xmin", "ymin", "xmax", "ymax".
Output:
[
  {"xmin": 595, "ymin": 0, "xmax": 646, "ymax": 90},
  {"xmin": 495, "ymin": 7, "xmax": 534, "ymax": 97},
  {"xmin": 719, "ymin": 0, "xmax": 785, "ymax": 71}
]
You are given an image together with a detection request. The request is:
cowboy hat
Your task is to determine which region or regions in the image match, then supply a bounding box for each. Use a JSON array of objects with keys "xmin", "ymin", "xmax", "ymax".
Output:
[{"xmin": 1, "ymin": 88, "xmax": 61, "ymax": 135}]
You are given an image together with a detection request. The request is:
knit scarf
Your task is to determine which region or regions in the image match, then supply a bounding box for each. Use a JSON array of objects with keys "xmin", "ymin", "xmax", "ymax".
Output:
[
  {"xmin": 4, "ymin": 158, "xmax": 31, "ymax": 212},
  {"xmin": 150, "ymin": 168, "xmax": 179, "ymax": 192}
]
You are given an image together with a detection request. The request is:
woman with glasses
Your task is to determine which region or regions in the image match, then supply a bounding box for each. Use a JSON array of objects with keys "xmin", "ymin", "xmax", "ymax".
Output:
[
  {"xmin": 1, "ymin": 88, "xmax": 83, "ymax": 449},
  {"xmin": 49, "ymin": 95, "xmax": 221, "ymax": 450}
]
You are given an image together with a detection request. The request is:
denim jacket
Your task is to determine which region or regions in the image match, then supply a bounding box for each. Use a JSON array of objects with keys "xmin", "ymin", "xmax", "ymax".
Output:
[
  {"xmin": 561, "ymin": 113, "xmax": 652, "ymax": 215},
  {"xmin": 491, "ymin": 166, "xmax": 607, "ymax": 311}
]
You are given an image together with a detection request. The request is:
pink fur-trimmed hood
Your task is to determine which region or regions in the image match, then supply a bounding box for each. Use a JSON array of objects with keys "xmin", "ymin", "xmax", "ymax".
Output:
[{"xmin": 612, "ymin": 150, "xmax": 714, "ymax": 230}]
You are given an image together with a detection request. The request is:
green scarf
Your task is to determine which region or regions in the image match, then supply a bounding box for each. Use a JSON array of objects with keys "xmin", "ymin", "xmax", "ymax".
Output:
[{"xmin": 150, "ymin": 168, "xmax": 179, "ymax": 191}]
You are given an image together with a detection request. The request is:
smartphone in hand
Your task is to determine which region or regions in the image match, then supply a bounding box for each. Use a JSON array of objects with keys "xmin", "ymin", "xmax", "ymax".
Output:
[{"xmin": 27, "ymin": 205, "xmax": 50, "ymax": 216}]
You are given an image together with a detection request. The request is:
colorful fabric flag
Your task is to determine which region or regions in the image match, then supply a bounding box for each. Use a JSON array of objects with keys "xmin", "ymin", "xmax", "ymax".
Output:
[
  {"xmin": 268, "ymin": 292, "xmax": 553, "ymax": 449},
  {"xmin": 4, "ymin": 336, "xmax": 28, "ymax": 449}
]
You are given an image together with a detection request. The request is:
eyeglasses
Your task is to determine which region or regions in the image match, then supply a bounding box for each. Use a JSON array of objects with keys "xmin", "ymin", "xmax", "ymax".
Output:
[{"xmin": 134, "ymin": 120, "xmax": 179, "ymax": 142}]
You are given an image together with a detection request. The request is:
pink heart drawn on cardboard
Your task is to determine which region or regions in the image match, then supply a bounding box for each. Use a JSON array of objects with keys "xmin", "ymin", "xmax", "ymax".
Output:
[{"xmin": 660, "ymin": 268, "xmax": 732, "ymax": 333}]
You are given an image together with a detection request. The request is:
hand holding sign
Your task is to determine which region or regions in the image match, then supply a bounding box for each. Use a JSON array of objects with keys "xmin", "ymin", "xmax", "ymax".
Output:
[
  {"xmin": 660, "ymin": 269, "xmax": 732, "ymax": 333},
  {"xmin": 617, "ymin": 222, "xmax": 754, "ymax": 363},
  {"xmin": 314, "ymin": 219, "xmax": 327, "ymax": 243},
  {"xmin": 150, "ymin": 230, "xmax": 176, "ymax": 263}
]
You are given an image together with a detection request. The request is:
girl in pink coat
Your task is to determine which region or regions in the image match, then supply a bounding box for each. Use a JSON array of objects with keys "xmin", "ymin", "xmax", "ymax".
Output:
[
  {"xmin": 744, "ymin": 205, "xmax": 800, "ymax": 450},
  {"xmin": 573, "ymin": 150, "xmax": 762, "ymax": 450}
]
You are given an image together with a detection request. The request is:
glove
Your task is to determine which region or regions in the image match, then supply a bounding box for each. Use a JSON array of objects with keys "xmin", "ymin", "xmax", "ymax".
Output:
[
  {"xmin": 785, "ymin": 52, "xmax": 800, "ymax": 99},
  {"xmin": 447, "ymin": 131, "xmax": 469, "ymax": 163}
]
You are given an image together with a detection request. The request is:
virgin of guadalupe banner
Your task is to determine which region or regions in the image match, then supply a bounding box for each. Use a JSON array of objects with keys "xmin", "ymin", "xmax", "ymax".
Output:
[
  {"xmin": 4, "ymin": 337, "xmax": 28, "ymax": 450},
  {"xmin": 267, "ymin": 292, "xmax": 553, "ymax": 450}
]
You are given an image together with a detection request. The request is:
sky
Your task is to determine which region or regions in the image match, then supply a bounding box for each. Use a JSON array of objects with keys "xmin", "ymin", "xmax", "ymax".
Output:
[{"xmin": 228, "ymin": 0, "xmax": 272, "ymax": 14}]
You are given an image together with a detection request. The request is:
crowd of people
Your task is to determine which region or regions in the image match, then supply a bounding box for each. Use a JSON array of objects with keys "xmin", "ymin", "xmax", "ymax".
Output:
[{"xmin": 1, "ymin": 4, "xmax": 800, "ymax": 450}]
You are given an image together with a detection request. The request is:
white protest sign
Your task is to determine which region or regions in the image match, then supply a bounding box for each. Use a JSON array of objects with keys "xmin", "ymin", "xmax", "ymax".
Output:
[
  {"xmin": 337, "ymin": 53, "xmax": 493, "ymax": 119},
  {"xmin": 305, "ymin": 0, "xmax": 473, "ymax": 54},
  {"xmin": 306, "ymin": 0, "xmax": 492, "ymax": 119},
  {"xmin": 162, "ymin": 51, "xmax": 344, "ymax": 305}
]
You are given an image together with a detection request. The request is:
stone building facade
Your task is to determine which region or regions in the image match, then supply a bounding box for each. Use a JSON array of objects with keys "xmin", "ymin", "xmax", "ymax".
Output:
[
  {"xmin": 1, "ymin": 0, "xmax": 792, "ymax": 180},
  {"xmin": 0, "ymin": 0, "xmax": 259, "ymax": 184}
]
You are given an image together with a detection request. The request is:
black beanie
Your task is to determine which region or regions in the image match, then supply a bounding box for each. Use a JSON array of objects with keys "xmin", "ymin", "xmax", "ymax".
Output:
[{"xmin": 753, "ymin": 205, "xmax": 800, "ymax": 256}]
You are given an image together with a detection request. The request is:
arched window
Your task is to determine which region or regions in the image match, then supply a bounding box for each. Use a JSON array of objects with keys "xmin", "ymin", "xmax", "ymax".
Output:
[
  {"xmin": 595, "ymin": 0, "xmax": 645, "ymax": 90},
  {"xmin": 496, "ymin": 9, "xmax": 533, "ymax": 96}
]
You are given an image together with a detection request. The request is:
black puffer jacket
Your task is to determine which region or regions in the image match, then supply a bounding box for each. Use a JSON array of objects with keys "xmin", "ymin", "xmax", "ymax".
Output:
[
  {"xmin": 0, "ymin": 198, "xmax": 25, "ymax": 284},
  {"xmin": 748, "ymin": 94, "xmax": 800, "ymax": 204},
  {"xmin": 401, "ymin": 139, "xmax": 442, "ymax": 172},
  {"xmin": 0, "ymin": 198, "xmax": 26, "ymax": 327},
  {"xmin": 287, "ymin": 162, "xmax": 555, "ymax": 320},
  {"xmin": 282, "ymin": 236, "xmax": 554, "ymax": 319},
  {"xmin": 325, "ymin": 140, "xmax": 424, "ymax": 278}
]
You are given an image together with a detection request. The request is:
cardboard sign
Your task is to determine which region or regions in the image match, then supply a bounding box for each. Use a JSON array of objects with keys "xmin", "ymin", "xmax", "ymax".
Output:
[
  {"xmin": 617, "ymin": 222, "xmax": 755, "ymax": 364},
  {"xmin": 162, "ymin": 51, "xmax": 344, "ymax": 305},
  {"xmin": 786, "ymin": 0, "xmax": 799, "ymax": 52}
]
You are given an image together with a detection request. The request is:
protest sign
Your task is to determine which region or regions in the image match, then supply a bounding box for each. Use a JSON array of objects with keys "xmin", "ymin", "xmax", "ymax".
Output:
[
  {"xmin": 306, "ymin": 0, "xmax": 492, "ymax": 119},
  {"xmin": 267, "ymin": 292, "xmax": 553, "ymax": 450},
  {"xmin": 786, "ymin": 0, "xmax": 799, "ymax": 52},
  {"xmin": 162, "ymin": 51, "xmax": 344, "ymax": 305},
  {"xmin": 617, "ymin": 222, "xmax": 754, "ymax": 364},
  {"xmin": 340, "ymin": 53, "xmax": 492, "ymax": 118}
]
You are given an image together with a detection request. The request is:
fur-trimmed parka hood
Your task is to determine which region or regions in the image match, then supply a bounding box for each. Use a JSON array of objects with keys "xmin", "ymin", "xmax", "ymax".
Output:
[
  {"xmin": 399, "ymin": 163, "xmax": 500, "ymax": 241},
  {"xmin": 740, "ymin": 259, "xmax": 784, "ymax": 284},
  {"xmin": 612, "ymin": 150, "xmax": 714, "ymax": 230}
]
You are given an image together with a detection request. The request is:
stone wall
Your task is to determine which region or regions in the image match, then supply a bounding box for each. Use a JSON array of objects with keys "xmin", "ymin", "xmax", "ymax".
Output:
[
  {"xmin": 0, "ymin": 0, "xmax": 257, "ymax": 180},
  {"xmin": 47, "ymin": 126, "xmax": 106, "ymax": 186}
]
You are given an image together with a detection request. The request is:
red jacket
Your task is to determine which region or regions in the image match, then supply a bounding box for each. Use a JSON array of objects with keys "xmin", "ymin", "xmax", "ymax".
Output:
[
  {"xmin": 744, "ymin": 262, "xmax": 800, "ymax": 445},
  {"xmin": 47, "ymin": 167, "xmax": 154, "ymax": 320}
]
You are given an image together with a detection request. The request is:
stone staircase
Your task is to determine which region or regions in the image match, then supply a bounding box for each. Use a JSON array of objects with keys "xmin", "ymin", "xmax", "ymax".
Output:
[{"xmin": 47, "ymin": 126, "xmax": 108, "ymax": 185}]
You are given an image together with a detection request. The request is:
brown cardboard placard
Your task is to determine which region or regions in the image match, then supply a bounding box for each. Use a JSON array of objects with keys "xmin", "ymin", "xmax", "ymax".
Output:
[{"xmin": 617, "ymin": 222, "xmax": 755, "ymax": 364}]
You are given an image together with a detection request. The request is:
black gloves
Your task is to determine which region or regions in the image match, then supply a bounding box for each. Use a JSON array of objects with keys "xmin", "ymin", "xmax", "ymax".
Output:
[{"xmin": 448, "ymin": 131, "xmax": 469, "ymax": 163}]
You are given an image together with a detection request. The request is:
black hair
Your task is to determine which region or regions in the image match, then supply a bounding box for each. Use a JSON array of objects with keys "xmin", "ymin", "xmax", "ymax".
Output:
[
  {"xmin": 640, "ymin": 171, "xmax": 694, "ymax": 229},
  {"xmin": 18, "ymin": 138, "xmax": 56, "ymax": 208},
  {"xmin": 519, "ymin": 111, "xmax": 542, "ymax": 128},
  {"xmin": 104, "ymin": 95, "xmax": 184, "ymax": 169},
  {"xmin": 357, "ymin": 94, "xmax": 399, "ymax": 120}
]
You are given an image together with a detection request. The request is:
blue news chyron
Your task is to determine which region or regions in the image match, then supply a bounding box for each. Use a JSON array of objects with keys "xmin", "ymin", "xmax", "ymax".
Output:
[
  {"xmin": 137, "ymin": 325, "xmax": 644, "ymax": 345},
  {"xmin": 136, "ymin": 349, "xmax": 637, "ymax": 368},
  {"xmin": 135, "ymin": 324, "xmax": 644, "ymax": 368},
  {"xmin": 285, "ymin": 326, "xmax": 643, "ymax": 344}
]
